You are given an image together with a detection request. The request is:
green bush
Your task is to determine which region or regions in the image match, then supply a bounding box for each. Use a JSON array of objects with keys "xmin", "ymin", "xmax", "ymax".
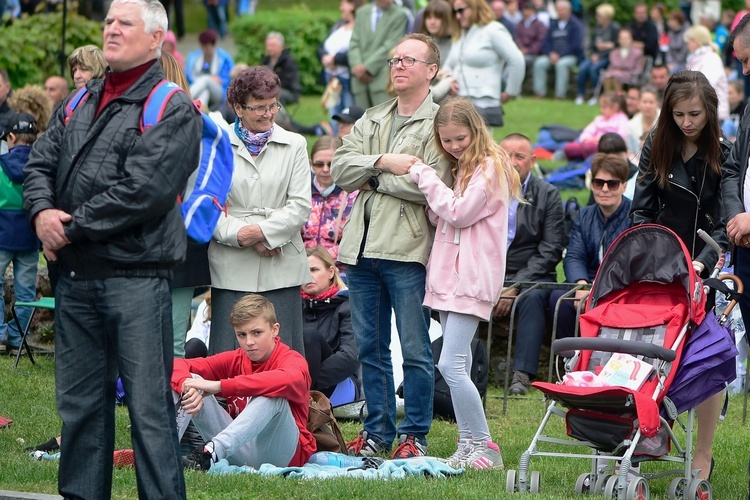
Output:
[
  {"xmin": 230, "ymin": 5, "xmax": 340, "ymax": 94},
  {"xmin": 581, "ymin": 0, "xmax": 681, "ymax": 26},
  {"xmin": 0, "ymin": 12, "xmax": 101, "ymax": 88}
]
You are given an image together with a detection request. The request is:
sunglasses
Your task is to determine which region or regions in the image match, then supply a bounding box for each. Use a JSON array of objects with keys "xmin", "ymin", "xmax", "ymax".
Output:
[
  {"xmin": 312, "ymin": 161, "xmax": 333, "ymax": 168},
  {"xmin": 591, "ymin": 178, "xmax": 623, "ymax": 190},
  {"xmin": 454, "ymin": 6, "xmax": 469, "ymax": 16}
]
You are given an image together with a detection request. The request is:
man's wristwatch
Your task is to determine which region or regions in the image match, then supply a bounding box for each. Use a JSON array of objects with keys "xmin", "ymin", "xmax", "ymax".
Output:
[{"xmin": 368, "ymin": 176, "xmax": 380, "ymax": 191}]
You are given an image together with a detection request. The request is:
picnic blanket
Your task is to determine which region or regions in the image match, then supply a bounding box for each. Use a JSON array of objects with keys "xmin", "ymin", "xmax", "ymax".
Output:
[
  {"xmin": 212, "ymin": 456, "xmax": 463, "ymax": 479},
  {"xmin": 30, "ymin": 451, "xmax": 463, "ymax": 480}
]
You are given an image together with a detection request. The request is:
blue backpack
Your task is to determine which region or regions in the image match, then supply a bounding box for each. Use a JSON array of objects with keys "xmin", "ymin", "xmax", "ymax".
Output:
[{"xmin": 64, "ymin": 81, "xmax": 234, "ymax": 244}]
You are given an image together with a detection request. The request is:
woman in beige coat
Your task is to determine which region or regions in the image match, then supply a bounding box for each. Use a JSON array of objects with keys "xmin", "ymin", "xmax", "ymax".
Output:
[{"xmin": 209, "ymin": 66, "xmax": 312, "ymax": 355}]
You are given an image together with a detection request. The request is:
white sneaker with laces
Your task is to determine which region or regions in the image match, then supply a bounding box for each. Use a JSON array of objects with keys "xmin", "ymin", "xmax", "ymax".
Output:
[{"xmin": 443, "ymin": 438, "xmax": 474, "ymax": 469}]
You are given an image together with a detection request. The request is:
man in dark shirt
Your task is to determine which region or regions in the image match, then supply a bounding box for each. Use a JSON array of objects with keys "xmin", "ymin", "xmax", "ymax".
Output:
[
  {"xmin": 629, "ymin": 3, "xmax": 659, "ymax": 59},
  {"xmin": 532, "ymin": 0, "xmax": 584, "ymax": 99}
]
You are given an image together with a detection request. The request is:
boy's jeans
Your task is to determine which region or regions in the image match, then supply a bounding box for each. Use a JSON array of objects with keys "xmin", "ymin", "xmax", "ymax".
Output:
[{"xmin": 0, "ymin": 249, "xmax": 38, "ymax": 347}]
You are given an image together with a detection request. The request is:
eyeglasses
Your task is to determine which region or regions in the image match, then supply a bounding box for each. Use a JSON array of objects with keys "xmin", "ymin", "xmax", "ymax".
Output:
[
  {"xmin": 311, "ymin": 161, "xmax": 332, "ymax": 168},
  {"xmin": 239, "ymin": 102, "xmax": 282, "ymax": 116},
  {"xmin": 387, "ymin": 56, "xmax": 433, "ymax": 68},
  {"xmin": 454, "ymin": 6, "xmax": 469, "ymax": 16},
  {"xmin": 591, "ymin": 178, "xmax": 623, "ymax": 190}
]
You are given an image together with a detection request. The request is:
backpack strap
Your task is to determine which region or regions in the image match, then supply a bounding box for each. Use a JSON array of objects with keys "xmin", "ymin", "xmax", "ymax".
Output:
[
  {"xmin": 64, "ymin": 87, "xmax": 90, "ymax": 125},
  {"xmin": 141, "ymin": 80, "xmax": 184, "ymax": 133}
]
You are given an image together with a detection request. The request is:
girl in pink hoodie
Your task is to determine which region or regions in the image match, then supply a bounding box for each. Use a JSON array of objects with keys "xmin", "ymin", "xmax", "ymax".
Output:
[{"xmin": 408, "ymin": 97, "xmax": 521, "ymax": 471}]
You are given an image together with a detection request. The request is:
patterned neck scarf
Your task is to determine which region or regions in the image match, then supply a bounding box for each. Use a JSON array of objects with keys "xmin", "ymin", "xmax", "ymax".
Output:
[{"xmin": 235, "ymin": 118, "xmax": 274, "ymax": 156}]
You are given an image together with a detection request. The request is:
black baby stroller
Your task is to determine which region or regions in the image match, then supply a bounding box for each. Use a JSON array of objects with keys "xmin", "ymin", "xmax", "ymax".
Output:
[{"xmin": 505, "ymin": 224, "xmax": 741, "ymax": 499}]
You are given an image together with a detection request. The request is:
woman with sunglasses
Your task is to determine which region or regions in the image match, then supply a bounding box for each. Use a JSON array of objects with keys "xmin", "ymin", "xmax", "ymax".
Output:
[
  {"xmin": 301, "ymin": 136, "xmax": 358, "ymax": 269},
  {"xmin": 631, "ymin": 69, "xmax": 730, "ymax": 481},
  {"xmin": 208, "ymin": 66, "xmax": 312, "ymax": 357},
  {"xmin": 443, "ymin": 0, "xmax": 524, "ymax": 126}
]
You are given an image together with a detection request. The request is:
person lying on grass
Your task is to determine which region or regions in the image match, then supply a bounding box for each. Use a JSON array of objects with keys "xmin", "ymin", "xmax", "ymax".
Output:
[{"xmin": 172, "ymin": 293, "xmax": 316, "ymax": 471}]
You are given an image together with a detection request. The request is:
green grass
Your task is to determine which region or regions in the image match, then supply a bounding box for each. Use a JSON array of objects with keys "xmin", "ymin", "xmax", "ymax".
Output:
[{"xmin": 1, "ymin": 355, "xmax": 748, "ymax": 498}]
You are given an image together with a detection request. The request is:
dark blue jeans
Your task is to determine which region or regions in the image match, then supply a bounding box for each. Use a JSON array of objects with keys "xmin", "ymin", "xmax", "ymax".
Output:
[
  {"xmin": 347, "ymin": 258, "xmax": 433, "ymax": 448},
  {"xmin": 576, "ymin": 57, "xmax": 609, "ymax": 97},
  {"xmin": 734, "ymin": 247, "xmax": 750, "ymax": 345},
  {"xmin": 55, "ymin": 274, "xmax": 185, "ymax": 499},
  {"xmin": 512, "ymin": 288, "xmax": 553, "ymax": 378}
]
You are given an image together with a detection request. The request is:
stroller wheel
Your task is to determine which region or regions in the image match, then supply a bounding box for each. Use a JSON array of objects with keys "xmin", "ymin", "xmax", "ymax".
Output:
[
  {"xmin": 575, "ymin": 473, "xmax": 592, "ymax": 495},
  {"xmin": 529, "ymin": 471, "xmax": 541, "ymax": 494},
  {"xmin": 686, "ymin": 478, "xmax": 712, "ymax": 500},
  {"xmin": 626, "ymin": 477, "xmax": 649, "ymax": 500},
  {"xmin": 595, "ymin": 474, "xmax": 614, "ymax": 494},
  {"xmin": 603, "ymin": 475, "xmax": 620, "ymax": 499},
  {"xmin": 668, "ymin": 477, "xmax": 687, "ymax": 499},
  {"xmin": 505, "ymin": 469, "xmax": 517, "ymax": 493}
]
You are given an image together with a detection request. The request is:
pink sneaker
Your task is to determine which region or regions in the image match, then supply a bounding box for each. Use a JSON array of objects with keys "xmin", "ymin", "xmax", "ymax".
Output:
[{"xmin": 466, "ymin": 440, "xmax": 504, "ymax": 470}]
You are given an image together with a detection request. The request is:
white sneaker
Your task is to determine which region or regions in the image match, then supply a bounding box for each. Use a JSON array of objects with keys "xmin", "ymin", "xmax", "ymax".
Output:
[
  {"xmin": 587, "ymin": 97, "xmax": 598, "ymax": 106},
  {"xmin": 443, "ymin": 438, "xmax": 474, "ymax": 469},
  {"xmin": 466, "ymin": 440, "xmax": 504, "ymax": 470},
  {"xmin": 574, "ymin": 96, "xmax": 584, "ymax": 105}
]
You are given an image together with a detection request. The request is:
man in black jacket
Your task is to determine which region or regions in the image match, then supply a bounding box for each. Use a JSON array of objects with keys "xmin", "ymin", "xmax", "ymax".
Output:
[
  {"xmin": 261, "ymin": 32, "xmax": 302, "ymax": 105},
  {"xmin": 629, "ymin": 3, "xmax": 659, "ymax": 60},
  {"xmin": 496, "ymin": 134, "xmax": 565, "ymax": 395},
  {"xmin": 22, "ymin": 0, "xmax": 201, "ymax": 498},
  {"xmin": 0, "ymin": 68, "xmax": 13, "ymax": 140},
  {"xmin": 724, "ymin": 17, "xmax": 750, "ymax": 385}
]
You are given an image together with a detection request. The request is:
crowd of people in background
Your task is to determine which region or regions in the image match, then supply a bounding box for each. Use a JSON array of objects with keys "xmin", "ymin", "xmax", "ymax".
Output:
[{"xmin": 4, "ymin": 0, "xmax": 750, "ymax": 497}]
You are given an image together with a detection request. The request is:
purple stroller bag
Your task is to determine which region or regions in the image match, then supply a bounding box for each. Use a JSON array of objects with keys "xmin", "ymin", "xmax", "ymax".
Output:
[{"xmin": 666, "ymin": 312, "xmax": 738, "ymax": 414}]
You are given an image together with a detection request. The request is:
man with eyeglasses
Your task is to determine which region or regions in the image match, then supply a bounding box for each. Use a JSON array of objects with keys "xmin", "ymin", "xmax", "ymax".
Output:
[
  {"xmin": 331, "ymin": 33, "xmax": 450, "ymax": 460},
  {"xmin": 349, "ymin": 0, "xmax": 409, "ymax": 108}
]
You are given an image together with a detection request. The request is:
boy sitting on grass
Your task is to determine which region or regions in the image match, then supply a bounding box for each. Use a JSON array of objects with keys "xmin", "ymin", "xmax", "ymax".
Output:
[{"xmin": 172, "ymin": 293, "xmax": 316, "ymax": 471}]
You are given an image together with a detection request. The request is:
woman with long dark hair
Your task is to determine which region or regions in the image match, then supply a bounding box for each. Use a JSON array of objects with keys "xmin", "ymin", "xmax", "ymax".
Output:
[{"xmin": 631, "ymin": 69, "xmax": 730, "ymax": 481}]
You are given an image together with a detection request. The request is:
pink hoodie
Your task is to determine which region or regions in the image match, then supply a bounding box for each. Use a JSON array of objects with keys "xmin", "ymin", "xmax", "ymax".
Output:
[
  {"xmin": 163, "ymin": 30, "xmax": 185, "ymax": 68},
  {"xmin": 410, "ymin": 158, "xmax": 509, "ymax": 320}
]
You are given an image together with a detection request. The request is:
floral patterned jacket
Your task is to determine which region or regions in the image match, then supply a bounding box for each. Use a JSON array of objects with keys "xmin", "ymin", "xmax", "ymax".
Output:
[{"xmin": 301, "ymin": 174, "xmax": 358, "ymax": 261}]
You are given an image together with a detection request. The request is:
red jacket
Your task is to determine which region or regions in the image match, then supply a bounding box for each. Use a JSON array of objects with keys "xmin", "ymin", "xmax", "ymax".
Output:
[{"xmin": 171, "ymin": 338, "xmax": 315, "ymax": 466}]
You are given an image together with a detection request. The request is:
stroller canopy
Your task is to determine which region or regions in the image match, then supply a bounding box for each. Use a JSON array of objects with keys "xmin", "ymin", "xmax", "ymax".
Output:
[{"xmin": 588, "ymin": 224, "xmax": 706, "ymax": 325}]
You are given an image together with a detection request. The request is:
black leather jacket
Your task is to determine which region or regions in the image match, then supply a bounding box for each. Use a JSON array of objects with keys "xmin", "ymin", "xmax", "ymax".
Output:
[
  {"xmin": 631, "ymin": 133, "xmax": 730, "ymax": 272},
  {"xmin": 506, "ymin": 174, "xmax": 565, "ymax": 283},
  {"xmin": 23, "ymin": 62, "xmax": 202, "ymax": 279}
]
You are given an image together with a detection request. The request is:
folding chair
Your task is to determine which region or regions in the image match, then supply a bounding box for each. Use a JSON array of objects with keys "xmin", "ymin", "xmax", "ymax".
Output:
[{"xmin": 11, "ymin": 296, "xmax": 54, "ymax": 371}]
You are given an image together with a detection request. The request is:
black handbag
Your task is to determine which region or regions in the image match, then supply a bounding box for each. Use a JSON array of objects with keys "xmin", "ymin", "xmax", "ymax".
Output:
[{"xmin": 478, "ymin": 105, "xmax": 504, "ymax": 127}]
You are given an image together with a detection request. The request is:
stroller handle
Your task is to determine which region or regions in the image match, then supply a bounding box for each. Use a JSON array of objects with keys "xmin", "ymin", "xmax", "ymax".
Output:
[
  {"xmin": 553, "ymin": 337, "xmax": 676, "ymax": 362},
  {"xmin": 697, "ymin": 229, "xmax": 723, "ymax": 256}
]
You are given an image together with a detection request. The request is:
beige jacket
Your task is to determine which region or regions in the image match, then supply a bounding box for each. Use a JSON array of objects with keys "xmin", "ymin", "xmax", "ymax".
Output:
[
  {"xmin": 331, "ymin": 94, "xmax": 451, "ymax": 266},
  {"xmin": 209, "ymin": 124, "xmax": 312, "ymax": 292}
]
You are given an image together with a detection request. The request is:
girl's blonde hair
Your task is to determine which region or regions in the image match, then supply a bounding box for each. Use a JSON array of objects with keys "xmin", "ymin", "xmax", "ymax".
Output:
[
  {"xmin": 306, "ymin": 246, "xmax": 346, "ymax": 290},
  {"xmin": 433, "ymin": 97, "xmax": 522, "ymax": 200},
  {"xmin": 160, "ymin": 51, "xmax": 190, "ymax": 94}
]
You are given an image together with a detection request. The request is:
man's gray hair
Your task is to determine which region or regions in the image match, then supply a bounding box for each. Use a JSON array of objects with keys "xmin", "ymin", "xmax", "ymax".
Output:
[
  {"xmin": 265, "ymin": 31, "xmax": 285, "ymax": 46},
  {"xmin": 110, "ymin": 0, "xmax": 168, "ymax": 56},
  {"xmin": 555, "ymin": 0, "xmax": 572, "ymax": 10}
]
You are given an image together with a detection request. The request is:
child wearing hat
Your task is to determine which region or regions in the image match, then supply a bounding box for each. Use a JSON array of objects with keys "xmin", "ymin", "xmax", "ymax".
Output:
[{"xmin": 0, "ymin": 112, "xmax": 40, "ymax": 352}]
